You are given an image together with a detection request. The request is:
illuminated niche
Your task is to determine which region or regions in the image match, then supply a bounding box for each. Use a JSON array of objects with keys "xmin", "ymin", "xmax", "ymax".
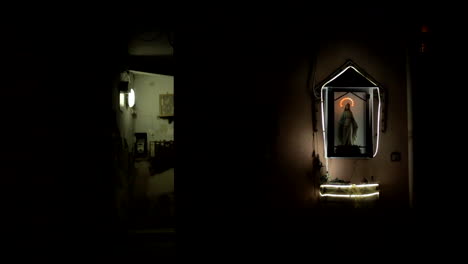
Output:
[{"xmin": 317, "ymin": 60, "xmax": 385, "ymax": 158}]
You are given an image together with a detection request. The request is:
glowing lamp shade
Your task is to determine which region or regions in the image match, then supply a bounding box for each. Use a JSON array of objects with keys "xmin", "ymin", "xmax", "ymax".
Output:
[
  {"xmin": 119, "ymin": 93, "xmax": 125, "ymax": 108},
  {"xmin": 128, "ymin": 89, "xmax": 135, "ymax": 107}
]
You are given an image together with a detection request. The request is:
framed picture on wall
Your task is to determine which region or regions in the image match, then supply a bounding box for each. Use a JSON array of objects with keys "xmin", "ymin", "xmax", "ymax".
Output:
[{"xmin": 159, "ymin": 94, "xmax": 174, "ymax": 117}]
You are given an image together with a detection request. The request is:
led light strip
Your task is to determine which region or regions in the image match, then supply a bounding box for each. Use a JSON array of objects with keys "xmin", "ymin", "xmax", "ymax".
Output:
[
  {"xmin": 320, "ymin": 184, "xmax": 379, "ymax": 188},
  {"xmin": 319, "ymin": 192, "xmax": 380, "ymax": 198},
  {"xmin": 321, "ymin": 88, "xmax": 327, "ymax": 159},
  {"xmin": 349, "ymin": 66, "xmax": 378, "ymax": 86},
  {"xmin": 373, "ymin": 87, "xmax": 381, "ymax": 157}
]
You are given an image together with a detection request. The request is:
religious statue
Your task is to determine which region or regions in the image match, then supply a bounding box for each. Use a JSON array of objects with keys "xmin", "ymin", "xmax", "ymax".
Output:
[{"xmin": 338, "ymin": 103, "xmax": 358, "ymax": 146}]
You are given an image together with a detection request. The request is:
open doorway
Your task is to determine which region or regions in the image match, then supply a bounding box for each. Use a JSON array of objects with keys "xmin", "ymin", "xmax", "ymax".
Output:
[{"xmin": 112, "ymin": 69, "xmax": 174, "ymax": 231}]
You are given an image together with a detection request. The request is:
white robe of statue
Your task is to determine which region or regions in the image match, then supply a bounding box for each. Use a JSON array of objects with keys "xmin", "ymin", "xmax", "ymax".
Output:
[{"xmin": 338, "ymin": 103, "xmax": 358, "ymax": 146}]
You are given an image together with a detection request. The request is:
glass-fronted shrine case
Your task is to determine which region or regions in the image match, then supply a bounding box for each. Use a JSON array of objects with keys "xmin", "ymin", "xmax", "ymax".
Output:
[
  {"xmin": 319, "ymin": 61, "xmax": 385, "ymax": 158},
  {"xmin": 324, "ymin": 87, "xmax": 381, "ymax": 158}
]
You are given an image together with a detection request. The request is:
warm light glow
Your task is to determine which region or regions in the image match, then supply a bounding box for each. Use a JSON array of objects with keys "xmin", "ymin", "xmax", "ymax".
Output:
[
  {"xmin": 421, "ymin": 25, "xmax": 429, "ymax": 33},
  {"xmin": 319, "ymin": 192, "xmax": 379, "ymax": 198},
  {"xmin": 320, "ymin": 183, "xmax": 378, "ymax": 188},
  {"xmin": 128, "ymin": 88, "xmax": 135, "ymax": 107},
  {"xmin": 339, "ymin": 97, "xmax": 355, "ymax": 107},
  {"xmin": 119, "ymin": 93, "xmax": 125, "ymax": 108}
]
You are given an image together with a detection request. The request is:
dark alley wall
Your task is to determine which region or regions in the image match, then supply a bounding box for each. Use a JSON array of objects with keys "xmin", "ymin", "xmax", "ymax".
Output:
[
  {"xmin": 175, "ymin": 10, "xmax": 460, "ymax": 257},
  {"xmin": 177, "ymin": 13, "xmax": 413, "ymax": 218},
  {"xmin": 313, "ymin": 16, "xmax": 411, "ymax": 207}
]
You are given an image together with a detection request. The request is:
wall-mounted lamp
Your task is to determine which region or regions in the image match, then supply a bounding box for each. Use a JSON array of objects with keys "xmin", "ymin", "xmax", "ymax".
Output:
[
  {"xmin": 128, "ymin": 88, "xmax": 135, "ymax": 108},
  {"xmin": 118, "ymin": 71, "xmax": 136, "ymax": 109}
]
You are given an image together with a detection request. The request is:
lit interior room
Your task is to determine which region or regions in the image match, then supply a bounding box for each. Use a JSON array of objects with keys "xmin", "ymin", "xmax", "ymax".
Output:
[{"xmin": 113, "ymin": 70, "xmax": 174, "ymax": 228}]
